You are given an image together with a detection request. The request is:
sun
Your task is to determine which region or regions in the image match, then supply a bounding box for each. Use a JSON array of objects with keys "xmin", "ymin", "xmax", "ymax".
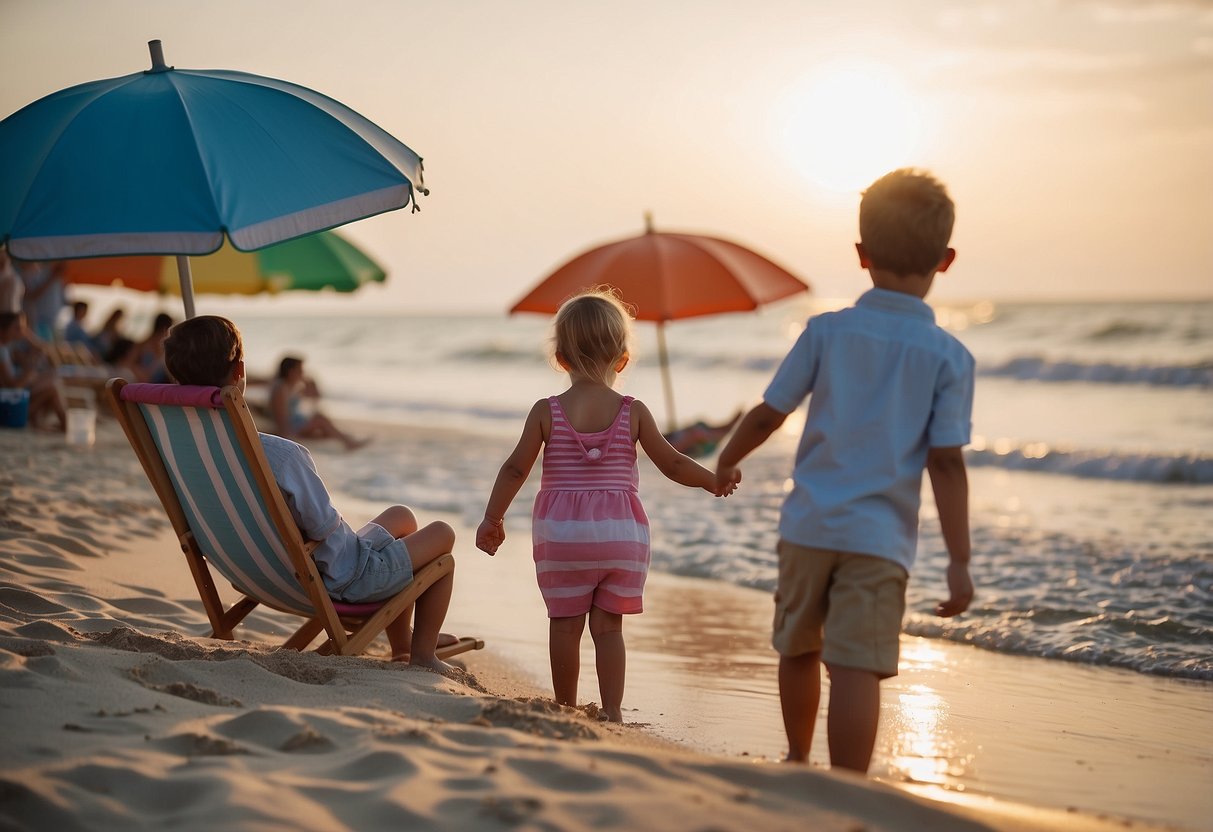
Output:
[{"xmin": 773, "ymin": 62, "xmax": 926, "ymax": 194}]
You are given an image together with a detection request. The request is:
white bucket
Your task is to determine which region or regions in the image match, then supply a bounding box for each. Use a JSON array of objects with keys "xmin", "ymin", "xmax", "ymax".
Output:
[{"xmin": 66, "ymin": 407, "xmax": 96, "ymax": 448}]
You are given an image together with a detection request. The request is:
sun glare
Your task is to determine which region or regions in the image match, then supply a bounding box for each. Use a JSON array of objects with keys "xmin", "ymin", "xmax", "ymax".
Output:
[{"xmin": 773, "ymin": 63, "xmax": 925, "ymax": 194}]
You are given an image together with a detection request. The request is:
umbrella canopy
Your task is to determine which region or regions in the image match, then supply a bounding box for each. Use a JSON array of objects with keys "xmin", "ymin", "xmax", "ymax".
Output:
[
  {"xmin": 511, "ymin": 216, "xmax": 810, "ymax": 431},
  {"xmin": 0, "ymin": 40, "xmax": 425, "ymax": 317},
  {"xmin": 62, "ymin": 229, "xmax": 386, "ymax": 296}
]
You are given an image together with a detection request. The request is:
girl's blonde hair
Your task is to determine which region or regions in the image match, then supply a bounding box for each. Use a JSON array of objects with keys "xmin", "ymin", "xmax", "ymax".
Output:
[{"xmin": 551, "ymin": 287, "xmax": 634, "ymax": 383}]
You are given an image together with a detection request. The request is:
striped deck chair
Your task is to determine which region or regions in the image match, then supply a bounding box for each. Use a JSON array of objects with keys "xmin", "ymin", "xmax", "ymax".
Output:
[{"xmin": 105, "ymin": 378, "xmax": 482, "ymax": 660}]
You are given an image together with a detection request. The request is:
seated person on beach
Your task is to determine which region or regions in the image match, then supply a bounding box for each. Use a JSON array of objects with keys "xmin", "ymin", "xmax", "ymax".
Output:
[
  {"xmin": 162, "ymin": 316, "xmax": 461, "ymax": 671},
  {"xmin": 92, "ymin": 308, "xmax": 126, "ymax": 360},
  {"xmin": 103, "ymin": 338, "xmax": 143, "ymax": 382},
  {"xmin": 0, "ymin": 311, "xmax": 66, "ymax": 431},
  {"xmin": 269, "ymin": 355, "xmax": 368, "ymax": 451},
  {"xmin": 663, "ymin": 411, "xmax": 742, "ymax": 458},
  {"xmin": 132, "ymin": 312, "xmax": 174, "ymax": 383},
  {"xmin": 63, "ymin": 301, "xmax": 96, "ymax": 355}
]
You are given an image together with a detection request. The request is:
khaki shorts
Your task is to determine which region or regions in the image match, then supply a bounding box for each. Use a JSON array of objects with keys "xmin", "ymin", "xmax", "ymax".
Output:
[{"xmin": 772, "ymin": 540, "xmax": 908, "ymax": 678}]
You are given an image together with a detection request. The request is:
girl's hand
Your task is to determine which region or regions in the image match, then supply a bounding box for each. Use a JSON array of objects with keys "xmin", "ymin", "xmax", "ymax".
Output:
[
  {"xmin": 476, "ymin": 517, "xmax": 505, "ymax": 555},
  {"xmin": 714, "ymin": 465, "xmax": 741, "ymax": 497}
]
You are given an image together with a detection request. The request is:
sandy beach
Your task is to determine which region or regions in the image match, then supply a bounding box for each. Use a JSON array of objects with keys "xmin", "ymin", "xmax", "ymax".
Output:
[{"xmin": 1, "ymin": 417, "xmax": 1208, "ymax": 832}]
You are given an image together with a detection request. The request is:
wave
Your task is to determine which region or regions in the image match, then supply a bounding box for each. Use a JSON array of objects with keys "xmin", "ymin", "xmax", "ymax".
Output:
[
  {"xmin": 965, "ymin": 442, "xmax": 1213, "ymax": 484},
  {"xmin": 903, "ymin": 613, "xmax": 1213, "ymax": 681},
  {"xmin": 979, "ymin": 356, "xmax": 1213, "ymax": 388}
]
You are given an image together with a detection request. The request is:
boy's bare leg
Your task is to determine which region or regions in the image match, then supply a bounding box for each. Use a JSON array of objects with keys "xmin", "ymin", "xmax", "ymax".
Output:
[
  {"xmin": 779, "ymin": 651, "xmax": 821, "ymax": 762},
  {"xmin": 549, "ymin": 615, "xmax": 585, "ymax": 707},
  {"xmin": 589, "ymin": 606, "xmax": 625, "ymax": 722},
  {"xmin": 826, "ymin": 664, "xmax": 881, "ymax": 772}
]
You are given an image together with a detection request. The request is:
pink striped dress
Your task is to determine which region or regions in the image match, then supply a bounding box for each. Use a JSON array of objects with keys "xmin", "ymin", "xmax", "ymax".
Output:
[{"xmin": 532, "ymin": 395, "xmax": 651, "ymax": 618}]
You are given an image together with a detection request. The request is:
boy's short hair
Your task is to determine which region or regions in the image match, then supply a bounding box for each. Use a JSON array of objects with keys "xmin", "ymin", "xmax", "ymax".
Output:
[
  {"xmin": 163, "ymin": 315, "xmax": 243, "ymax": 387},
  {"xmin": 859, "ymin": 168, "xmax": 955, "ymax": 277},
  {"xmin": 0, "ymin": 311, "xmax": 20, "ymax": 336}
]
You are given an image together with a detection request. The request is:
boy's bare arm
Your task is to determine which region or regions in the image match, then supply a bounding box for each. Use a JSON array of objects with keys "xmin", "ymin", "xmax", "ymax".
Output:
[
  {"xmin": 713, "ymin": 403, "xmax": 786, "ymax": 494},
  {"xmin": 926, "ymin": 446, "xmax": 973, "ymax": 617}
]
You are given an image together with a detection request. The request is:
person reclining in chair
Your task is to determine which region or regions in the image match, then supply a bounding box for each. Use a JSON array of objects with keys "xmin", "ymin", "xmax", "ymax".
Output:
[{"xmin": 163, "ymin": 315, "xmax": 460, "ymax": 673}]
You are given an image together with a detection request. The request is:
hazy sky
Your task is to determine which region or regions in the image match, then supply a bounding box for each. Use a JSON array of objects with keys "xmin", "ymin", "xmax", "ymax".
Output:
[{"xmin": 3, "ymin": 0, "xmax": 1211, "ymax": 311}]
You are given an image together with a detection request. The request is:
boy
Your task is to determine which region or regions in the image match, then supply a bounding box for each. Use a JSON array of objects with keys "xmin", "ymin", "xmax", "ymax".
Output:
[
  {"xmin": 714, "ymin": 169, "xmax": 974, "ymax": 772},
  {"xmin": 162, "ymin": 315, "xmax": 459, "ymax": 672}
]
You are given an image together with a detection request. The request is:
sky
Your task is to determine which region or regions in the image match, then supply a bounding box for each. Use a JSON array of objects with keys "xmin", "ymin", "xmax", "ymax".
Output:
[{"xmin": 2, "ymin": 0, "xmax": 1211, "ymax": 312}]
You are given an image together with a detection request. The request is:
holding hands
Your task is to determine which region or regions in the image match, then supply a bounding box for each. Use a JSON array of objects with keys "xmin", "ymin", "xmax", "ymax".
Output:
[{"xmin": 713, "ymin": 465, "xmax": 741, "ymax": 497}]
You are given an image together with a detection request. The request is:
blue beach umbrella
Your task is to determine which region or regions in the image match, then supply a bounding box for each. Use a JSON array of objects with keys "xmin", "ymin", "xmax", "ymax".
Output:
[{"xmin": 0, "ymin": 40, "xmax": 426, "ymax": 317}]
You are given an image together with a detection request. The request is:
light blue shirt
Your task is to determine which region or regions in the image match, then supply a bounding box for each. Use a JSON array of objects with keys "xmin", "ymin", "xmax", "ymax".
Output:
[
  {"xmin": 763, "ymin": 288, "xmax": 975, "ymax": 570},
  {"xmin": 258, "ymin": 433, "xmax": 362, "ymax": 594}
]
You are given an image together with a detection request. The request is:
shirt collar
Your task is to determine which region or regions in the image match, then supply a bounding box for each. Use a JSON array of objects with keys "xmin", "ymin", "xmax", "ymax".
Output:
[{"xmin": 856, "ymin": 288, "xmax": 936, "ymax": 322}]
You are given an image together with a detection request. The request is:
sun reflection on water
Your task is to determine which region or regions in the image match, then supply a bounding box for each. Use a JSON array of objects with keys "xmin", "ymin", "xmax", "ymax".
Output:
[{"xmin": 882, "ymin": 640, "xmax": 973, "ymax": 793}]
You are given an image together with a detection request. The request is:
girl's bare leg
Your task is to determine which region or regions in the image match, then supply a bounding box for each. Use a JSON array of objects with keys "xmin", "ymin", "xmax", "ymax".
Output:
[
  {"xmin": 779, "ymin": 650, "xmax": 822, "ymax": 762},
  {"xmin": 549, "ymin": 614, "xmax": 586, "ymax": 706},
  {"xmin": 589, "ymin": 606, "xmax": 625, "ymax": 722}
]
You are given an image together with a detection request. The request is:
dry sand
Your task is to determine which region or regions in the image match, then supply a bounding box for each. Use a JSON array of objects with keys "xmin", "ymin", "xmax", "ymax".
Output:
[{"xmin": 0, "ymin": 419, "xmax": 1203, "ymax": 831}]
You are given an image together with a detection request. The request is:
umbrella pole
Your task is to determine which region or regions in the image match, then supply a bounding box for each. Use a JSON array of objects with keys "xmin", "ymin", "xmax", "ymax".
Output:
[
  {"xmin": 175, "ymin": 255, "xmax": 196, "ymax": 319},
  {"xmin": 656, "ymin": 320, "xmax": 677, "ymax": 433}
]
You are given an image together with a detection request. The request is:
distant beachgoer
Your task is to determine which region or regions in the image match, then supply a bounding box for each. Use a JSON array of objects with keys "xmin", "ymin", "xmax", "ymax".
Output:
[
  {"xmin": 129, "ymin": 312, "xmax": 173, "ymax": 385},
  {"xmin": 714, "ymin": 168, "xmax": 974, "ymax": 773},
  {"xmin": 662, "ymin": 411, "xmax": 742, "ymax": 457},
  {"xmin": 132, "ymin": 312, "xmax": 174, "ymax": 383},
  {"xmin": 63, "ymin": 301, "xmax": 95, "ymax": 355},
  {"xmin": 0, "ymin": 311, "xmax": 66, "ymax": 431},
  {"xmin": 103, "ymin": 337, "xmax": 142, "ymax": 381},
  {"xmin": 163, "ymin": 315, "xmax": 461, "ymax": 671},
  {"xmin": 17, "ymin": 259, "xmax": 66, "ymax": 342},
  {"xmin": 0, "ymin": 247, "xmax": 23, "ymax": 315},
  {"xmin": 268, "ymin": 355, "xmax": 368, "ymax": 451},
  {"xmin": 476, "ymin": 288, "xmax": 740, "ymax": 722},
  {"xmin": 92, "ymin": 308, "xmax": 126, "ymax": 359}
]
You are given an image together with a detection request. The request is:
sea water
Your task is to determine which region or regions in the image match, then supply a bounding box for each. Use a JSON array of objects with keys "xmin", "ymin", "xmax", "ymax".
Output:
[{"xmin": 229, "ymin": 298, "xmax": 1212, "ymax": 681}]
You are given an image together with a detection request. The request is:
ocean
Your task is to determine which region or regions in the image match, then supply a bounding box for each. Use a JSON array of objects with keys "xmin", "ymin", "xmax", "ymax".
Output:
[{"xmin": 216, "ymin": 296, "xmax": 1211, "ymax": 682}]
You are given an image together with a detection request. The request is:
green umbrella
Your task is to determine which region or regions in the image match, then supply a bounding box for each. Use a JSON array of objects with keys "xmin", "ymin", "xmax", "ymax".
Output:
[{"xmin": 62, "ymin": 229, "xmax": 387, "ymax": 296}]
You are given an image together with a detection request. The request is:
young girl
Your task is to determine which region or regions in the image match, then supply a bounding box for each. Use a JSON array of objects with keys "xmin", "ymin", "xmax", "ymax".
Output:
[{"xmin": 476, "ymin": 289, "xmax": 740, "ymax": 722}]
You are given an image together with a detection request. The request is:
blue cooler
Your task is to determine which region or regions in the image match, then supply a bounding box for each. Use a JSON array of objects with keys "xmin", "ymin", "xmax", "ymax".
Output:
[{"xmin": 0, "ymin": 388, "xmax": 30, "ymax": 428}]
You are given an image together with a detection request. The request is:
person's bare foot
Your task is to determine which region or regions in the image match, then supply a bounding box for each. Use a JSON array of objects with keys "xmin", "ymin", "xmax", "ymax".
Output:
[
  {"xmin": 390, "ymin": 632, "xmax": 460, "ymax": 662},
  {"xmin": 409, "ymin": 655, "xmax": 457, "ymax": 675},
  {"xmin": 345, "ymin": 436, "xmax": 371, "ymax": 451}
]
